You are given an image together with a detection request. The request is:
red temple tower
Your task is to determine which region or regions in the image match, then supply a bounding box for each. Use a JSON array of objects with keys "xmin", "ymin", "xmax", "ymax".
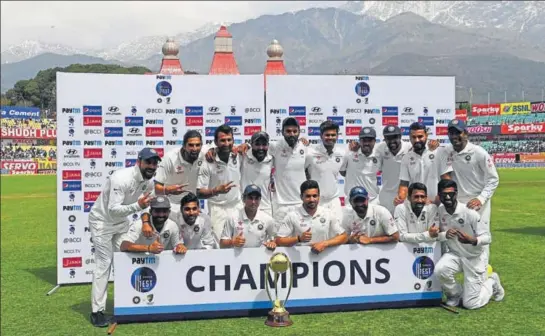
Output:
[
  {"xmin": 209, "ymin": 26, "xmax": 239, "ymax": 75},
  {"xmin": 157, "ymin": 38, "xmax": 184, "ymax": 75},
  {"xmin": 264, "ymin": 39, "xmax": 287, "ymax": 88}
]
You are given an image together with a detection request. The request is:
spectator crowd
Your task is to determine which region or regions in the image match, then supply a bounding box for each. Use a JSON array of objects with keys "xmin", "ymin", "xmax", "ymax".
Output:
[
  {"xmin": 0, "ymin": 144, "xmax": 56, "ymax": 160},
  {"xmin": 0, "ymin": 118, "xmax": 57, "ymax": 130}
]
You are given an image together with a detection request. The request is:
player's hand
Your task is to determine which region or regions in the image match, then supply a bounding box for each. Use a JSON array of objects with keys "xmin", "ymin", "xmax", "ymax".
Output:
[
  {"xmin": 428, "ymin": 223, "xmax": 439, "ymax": 238},
  {"xmin": 299, "ymin": 228, "xmax": 312, "ymax": 243},
  {"xmin": 467, "ymin": 198, "xmax": 482, "ymax": 211},
  {"xmin": 299, "ymin": 137, "xmax": 310, "ymax": 146},
  {"xmin": 238, "ymin": 143, "xmax": 250, "ymax": 156},
  {"xmin": 348, "ymin": 232, "xmax": 360, "ymax": 244},
  {"xmin": 233, "ymin": 232, "xmax": 246, "ymax": 247},
  {"xmin": 428, "ymin": 139, "xmax": 440, "ymax": 151},
  {"xmin": 215, "ymin": 181, "xmax": 236, "ymax": 194},
  {"xmin": 456, "ymin": 230, "xmax": 475, "ymax": 244},
  {"xmin": 311, "ymin": 241, "xmax": 328, "ymax": 254},
  {"xmin": 173, "ymin": 243, "xmax": 188, "ymax": 254},
  {"xmin": 269, "ymin": 181, "xmax": 276, "ymax": 193},
  {"xmin": 433, "ymin": 195, "xmax": 441, "ymax": 206},
  {"xmin": 205, "ymin": 148, "xmax": 217, "ymax": 163},
  {"xmin": 138, "ymin": 192, "xmax": 153, "ymax": 209},
  {"xmin": 394, "ymin": 195, "xmax": 405, "ymax": 206},
  {"xmin": 358, "ymin": 235, "xmax": 372, "ymax": 245},
  {"xmin": 142, "ymin": 221, "xmax": 155, "ymax": 238},
  {"xmin": 149, "ymin": 240, "xmax": 164, "ymax": 254},
  {"xmin": 446, "ymin": 228, "xmax": 458, "ymax": 239},
  {"xmin": 425, "ymin": 197, "xmax": 433, "ymax": 205},
  {"xmin": 349, "ymin": 141, "xmax": 360, "ymax": 152},
  {"xmin": 264, "ymin": 241, "xmax": 277, "ymax": 251},
  {"xmin": 166, "ymin": 184, "xmax": 188, "ymax": 195}
]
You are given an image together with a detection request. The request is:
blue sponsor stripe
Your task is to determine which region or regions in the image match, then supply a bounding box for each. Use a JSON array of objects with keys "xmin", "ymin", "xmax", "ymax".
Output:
[{"xmin": 115, "ymin": 291, "xmax": 441, "ymax": 315}]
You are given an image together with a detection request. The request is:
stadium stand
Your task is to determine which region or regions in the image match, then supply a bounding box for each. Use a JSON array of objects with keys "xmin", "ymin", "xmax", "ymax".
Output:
[
  {"xmin": 475, "ymin": 140, "xmax": 545, "ymax": 154},
  {"xmin": 0, "ymin": 118, "xmax": 57, "ymax": 130},
  {"xmin": 468, "ymin": 113, "xmax": 545, "ymax": 126},
  {"xmin": 0, "ymin": 144, "xmax": 56, "ymax": 160}
]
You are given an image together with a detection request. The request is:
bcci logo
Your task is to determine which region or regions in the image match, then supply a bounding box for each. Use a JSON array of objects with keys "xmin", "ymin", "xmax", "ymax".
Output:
[{"xmin": 412, "ymin": 256, "xmax": 435, "ymax": 280}]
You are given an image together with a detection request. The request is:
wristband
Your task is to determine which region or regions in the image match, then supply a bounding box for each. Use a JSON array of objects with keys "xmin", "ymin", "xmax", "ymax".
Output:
[
  {"xmin": 148, "ymin": 245, "xmax": 151, "ymax": 253},
  {"xmin": 297, "ymin": 235, "xmax": 301, "ymax": 243}
]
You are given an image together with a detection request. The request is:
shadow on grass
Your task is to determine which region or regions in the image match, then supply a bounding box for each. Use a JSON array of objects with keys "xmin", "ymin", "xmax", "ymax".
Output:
[
  {"xmin": 26, "ymin": 266, "xmax": 56, "ymax": 286},
  {"xmin": 71, "ymin": 296, "xmax": 114, "ymax": 320},
  {"xmin": 498, "ymin": 227, "xmax": 545, "ymax": 237}
]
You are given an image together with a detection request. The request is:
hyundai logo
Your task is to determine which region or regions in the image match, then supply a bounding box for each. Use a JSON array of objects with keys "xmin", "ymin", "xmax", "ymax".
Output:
[
  {"xmin": 129, "ymin": 128, "xmax": 139, "ymax": 133},
  {"xmin": 108, "ymin": 106, "xmax": 119, "ymax": 112},
  {"xmin": 66, "ymin": 149, "xmax": 77, "ymax": 155},
  {"xmin": 209, "ymin": 106, "xmax": 219, "ymax": 112},
  {"xmin": 312, "ymin": 107, "xmax": 321, "ymax": 112},
  {"xmin": 404, "ymin": 107, "xmax": 413, "ymax": 113}
]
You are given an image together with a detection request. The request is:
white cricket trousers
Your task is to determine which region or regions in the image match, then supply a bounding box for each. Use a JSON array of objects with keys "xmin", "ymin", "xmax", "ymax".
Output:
[
  {"xmin": 319, "ymin": 197, "xmax": 343, "ymax": 221},
  {"xmin": 435, "ymin": 252, "xmax": 495, "ymax": 310},
  {"xmin": 89, "ymin": 220, "xmax": 127, "ymax": 313},
  {"xmin": 208, "ymin": 202, "xmax": 241, "ymax": 241}
]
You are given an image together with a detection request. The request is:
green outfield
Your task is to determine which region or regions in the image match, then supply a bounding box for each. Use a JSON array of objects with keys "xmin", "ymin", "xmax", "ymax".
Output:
[{"xmin": 1, "ymin": 170, "xmax": 545, "ymax": 336}]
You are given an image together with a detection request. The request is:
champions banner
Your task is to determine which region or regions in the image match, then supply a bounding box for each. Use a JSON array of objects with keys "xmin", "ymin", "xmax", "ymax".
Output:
[
  {"xmin": 113, "ymin": 243, "xmax": 441, "ymax": 323},
  {"xmin": 56, "ymin": 73, "xmax": 265, "ymax": 285},
  {"xmin": 265, "ymin": 75, "xmax": 455, "ymax": 200}
]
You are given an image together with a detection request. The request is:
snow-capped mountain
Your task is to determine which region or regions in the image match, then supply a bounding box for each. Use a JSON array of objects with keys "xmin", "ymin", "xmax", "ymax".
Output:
[
  {"xmin": 342, "ymin": 1, "xmax": 545, "ymax": 42},
  {"xmin": 1, "ymin": 22, "xmax": 227, "ymax": 65}
]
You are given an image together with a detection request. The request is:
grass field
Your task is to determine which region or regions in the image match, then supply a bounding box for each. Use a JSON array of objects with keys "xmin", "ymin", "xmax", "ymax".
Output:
[{"xmin": 1, "ymin": 169, "xmax": 545, "ymax": 336}]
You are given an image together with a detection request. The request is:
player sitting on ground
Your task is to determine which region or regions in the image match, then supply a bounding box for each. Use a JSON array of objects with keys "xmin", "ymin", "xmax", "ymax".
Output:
[{"xmin": 395, "ymin": 182, "xmax": 439, "ymax": 243}]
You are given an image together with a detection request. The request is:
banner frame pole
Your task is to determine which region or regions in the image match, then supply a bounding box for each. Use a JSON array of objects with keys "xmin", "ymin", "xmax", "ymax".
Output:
[{"xmin": 46, "ymin": 284, "xmax": 61, "ymax": 296}]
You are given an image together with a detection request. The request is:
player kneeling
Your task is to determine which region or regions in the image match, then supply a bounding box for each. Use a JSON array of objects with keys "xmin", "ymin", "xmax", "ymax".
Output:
[
  {"xmin": 435, "ymin": 179, "xmax": 505, "ymax": 309},
  {"xmin": 342, "ymin": 186, "xmax": 399, "ymax": 245},
  {"xmin": 220, "ymin": 184, "xmax": 277, "ymax": 250},
  {"xmin": 120, "ymin": 196, "xmax": 186, "ymax": 254},
  {"xmin": 276, "ymin": 180, "xmax": 347, "ymax": 254}
]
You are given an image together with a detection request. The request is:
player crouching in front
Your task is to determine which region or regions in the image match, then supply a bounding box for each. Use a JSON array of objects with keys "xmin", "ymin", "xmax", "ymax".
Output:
[
  {"xmin": 275, "ymin": 180, "xmax": 347, "ymax": 253},
  {"xmin": 120, "ymin": 196, "xmax": 186, "ymax": 254},
  {"xmin": 220, "ymin": 184, "xmax": 277, "ymax": 250},
  {"xmin": 435, "ymin": 179, "xmax": 505, "ymax": 309},
  {"xmin": 341, "ymin": 186, "xmax": 400, "ymax": 245}
]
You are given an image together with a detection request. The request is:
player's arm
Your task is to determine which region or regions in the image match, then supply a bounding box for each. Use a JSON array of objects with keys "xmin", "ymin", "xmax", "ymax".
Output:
[
  {"xmin": 476, "ymin": 152, "xmax": 500, "ymax": 205},
  {"xmin": 108, "ymin": 176, "xmax": 150, "ymax": 217},
  {"xmin": 170, "ymin": 224, "xmax": 187, "ymax": 254},
  {"xmin": 368, "ymin": 210, "xmax": 400, "ymax": 244},
  {"xmin": 324, "ymin": 216, "xmax": 349, "ymax": 247},
  {"xmin": 120, "ymin": 222, "xmax": 163, "ymax": 254},
  {"xmin": 339, "ymin": 152, "xmax": 349, "ymax": 177},
  {"xmin": 219, "ymin": 216, "xmax": 237, "ymax": 248},
  {"xmin": 396, "ymin": 156, "xmax": 411, "ymax": 203},
  {"xmin": 275, "ymin": 215, "xmax": 299, "ymax": 246},
  {"xmin": 201, "ymin": 215, "xmax": 219, "ymax": 249}
]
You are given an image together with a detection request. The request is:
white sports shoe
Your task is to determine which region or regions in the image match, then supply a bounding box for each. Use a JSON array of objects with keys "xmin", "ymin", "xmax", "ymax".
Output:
[
  {"xmin": 491, "ymin": 272, "xmax": 505, "ymax": 302},
  {"xmin": 445, "ymin": 295, "xmax": 461, "ymax": 307}
]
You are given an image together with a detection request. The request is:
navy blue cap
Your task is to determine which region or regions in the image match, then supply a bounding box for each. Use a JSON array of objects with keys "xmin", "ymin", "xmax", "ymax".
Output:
[
  {"xmin": 150, "ymin": 196, "xmax": 170, "ymax": 209},
  {"xmin": 138, "ymin": 147, "xmax": 161, "ymax": 161},
  {"xmin": 349, "ymin": 186, "xmax": 369, "ymax": 201},
  {"xmin": 282, "ymin": 117, "xmax": 299, "ymax": 129},
  {"xmin": 243, "ymin": 184, "xmax": 262, "ymax": 196},
  {"xmin": 359, "ymin": 127, "xmax": 376, "ymax": 139},
  {"xmin": 383, "ymin": 125, "xmax": 402, "ymax": 137},
  {"xmin": 448, "ymin": 119, "xmax": 467, "ymax": 132}
]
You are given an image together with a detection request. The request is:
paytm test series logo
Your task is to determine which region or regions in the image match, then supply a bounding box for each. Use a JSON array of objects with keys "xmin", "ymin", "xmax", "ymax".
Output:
[
  {"xmin": 156, "ymin": 81, "xmax": 172, "ymax": 96},
  {"xmin": 288, "ymin": 106, "xmax": 306, "ymax": 116},
  {"xmin": 83, "ymin": 105, "xmax": 102, "ymax": 116},
  {"xmin": 131, "ymin": 267, "xmax": 157, "ymax": 293}
]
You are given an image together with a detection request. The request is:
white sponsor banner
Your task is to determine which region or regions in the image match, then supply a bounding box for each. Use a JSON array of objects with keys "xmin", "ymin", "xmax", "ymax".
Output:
[
  {"xmin": 265, "ymin": 75, "xmax": 456, "ymax": 200},
  {"xmin": 113, "ymin": 242, "xmax": 441, "ymax": 321},
  {"xmin": 56, "ymin": 72, "xmax": 265, "ymax": 284}
]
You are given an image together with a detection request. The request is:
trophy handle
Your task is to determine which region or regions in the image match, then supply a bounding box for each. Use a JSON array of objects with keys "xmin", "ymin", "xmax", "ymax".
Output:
[
  {"xmin": 264, "ymin": 264, "xmax": 274, "ymax": 303},
  {"xmin": 283, "ymin": 260, "xmax": 294, "ymax": 307}
]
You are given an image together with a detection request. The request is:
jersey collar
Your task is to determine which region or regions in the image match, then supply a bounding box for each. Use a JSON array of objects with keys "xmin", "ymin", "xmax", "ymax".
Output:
[{"xmin": 132, "ymin": 165, "xmax": 146, "ymax": 183}]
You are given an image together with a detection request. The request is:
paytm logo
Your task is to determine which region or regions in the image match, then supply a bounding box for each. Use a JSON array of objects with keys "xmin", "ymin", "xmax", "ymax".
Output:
[
  {"xmin": 327, "ymin": 116, "xmax": 344, "ymax": 126},
  {"xmin": 125, "ymin": 117, "xmax": 144, "ymax": 126},
  {"xmin": 288, "ymin": 106, "xmax": 306, "ymax": 116},
  {"xmin": 125, "ymin": 159, "xmax": 137, "ymax": 167},
  {"xmin": 346, "ymin": 119, "xmax": 361, "ymax": 124},
  {"xmin": 308, "ymin": 127, "xmax": 321, "ymax": 136},
  {"xmin": 382, "ymin": 106, "xmax": 399, "ymax": 116},
  {"xmin": 418, "ymin": 116, "xmax": 435, "ymax": 126},
  {"xmin": 185, "ymin": 106, "xmax": 204, "ymax": 116},
  {"xmin": 83, "ymin": 105, "xmax": 102, "ymax": 116},
  {"xmin": 225, "ymin": 116, "xmax": 242, "ymax": 126}
]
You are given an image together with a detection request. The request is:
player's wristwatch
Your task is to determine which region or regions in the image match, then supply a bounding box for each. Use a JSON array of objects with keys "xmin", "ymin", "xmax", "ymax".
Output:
[{"xmin": 297, "ymin": 235, "xmax": 301, "ymax": 243}]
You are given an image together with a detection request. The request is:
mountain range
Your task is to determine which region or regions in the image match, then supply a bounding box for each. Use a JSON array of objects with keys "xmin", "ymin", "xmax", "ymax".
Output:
[{"xmin": 2, "ymin": 1, "xmax": 545, "ymax": 103}]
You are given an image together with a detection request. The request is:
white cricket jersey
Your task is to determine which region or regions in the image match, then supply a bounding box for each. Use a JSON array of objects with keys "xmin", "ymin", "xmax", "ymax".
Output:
[
  {"xmin": 221, "ymin": 208, "xmax": 276, "ymax": 247},
  {"xmin": 305, "ymin": 144, "xmax": 345, "ymax": 201},
  {"xmin": 438, "ymin": 142, "xmax": 499, "ymax": 204},
  {"xmin": 340, "ymin": 147, "xmax": 381, "ymax": 199},
  {"xmin": 176, "ymin": 213, "xmax": 217, "ymax": 249},
  {"xmin": 240, "ymin": 151, "xmax": 273, "ymax": 211},
  {"xmin": 197, "ymin": 153, "xmax": 241, "ymax": 206},
  {"xmin": 376, "ymin": 141, "xmax": 412, "ymax": 195},
  {"xmin": 340, "ymin": 204, "xmax": 398, "ymax": 237},
  {"xmin": 89, "ymin": 166, "xmax": 154, "ymax": 236},
  {"xmin": 394, "ymin": 202, "xmax": 438, "ymax": 243},
  {"xmin": 277, "ymin": 205, "xmax": 344, "ymax": 245},
  {"xmin": 269, "ymin": 139, "xmax": 308, "ymax": 206},
  {"xmin": 123, "ymin": 218, "xmax": 181, "ymax": 250},
  {"xmin": 399, "ymin": 146, "xmax": 452, "ymax": 200},
  {"xmin": 437, "ymin": 202, "xmax": 491, "ymax": 258},
  {"xmin": 154, "ymin": 146, "xmax": 208, "ymax": 205}
]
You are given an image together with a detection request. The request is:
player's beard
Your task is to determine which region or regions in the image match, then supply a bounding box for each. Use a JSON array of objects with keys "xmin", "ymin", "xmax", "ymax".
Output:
[
  {"xmin": 152, "ymin": 214, "xmax": 168, "ymax": 227},
  {"xmin": 361, "ymin": 143, "xmax": 374, "ymax": 156},
  {"xmin": 183, "ymin": 213, "xmax": 198, "ymax": 226},
  {"xmin": 183, "ymin": 148, "xmax": 200, "ymax": 162},
  {"xmin": 304, "ymin": 200, "xmax": 318, "ymax": 210},
  {"xmin": 352, "ymin": 203, "xmax": 368, "ymax": 216},
  {"xmin": 440, "ymin": 193, "xmax": 457, "ymax": 208},
  {"xmin": 411, "ymin": 202, "xmax": 425, "ymax": 216},
  {"xmin": 252, "ymin": 148, "xmax": 267, "ymax": 162},
  {"xmin": 413, "ymin": 141, "xmax": 426, "ymax": 153},
  {"xmin": 217, "ymin": 144, "xmax": 232, "ymax": 157},
  {"xmin": 140, "ymin": 166, "xmax": 156, "ymax": 180},
  {"xmin": 387, "ymin": 140, "xmax": 400, "ymax": 153},
  {"xmin": 284, "ymin": 135, "xmax": 298, "ymax": 147}
]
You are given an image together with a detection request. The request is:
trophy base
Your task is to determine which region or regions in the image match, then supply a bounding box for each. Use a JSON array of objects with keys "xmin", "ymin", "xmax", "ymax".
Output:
[{"xmin": 265, "ymin": 310, "xmax": 293, "ymax": 327}]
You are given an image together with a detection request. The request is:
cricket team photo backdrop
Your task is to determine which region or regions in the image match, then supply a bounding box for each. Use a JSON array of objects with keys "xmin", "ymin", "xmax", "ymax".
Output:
[{"xmin": 56, "ymin": 73, "xmax": 265, "ymax": 285}]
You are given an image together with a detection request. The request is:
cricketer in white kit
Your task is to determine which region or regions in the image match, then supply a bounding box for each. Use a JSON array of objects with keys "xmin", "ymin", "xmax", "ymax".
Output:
[
  {"xmin": 88, "ymin": 148, "xmax": 159, "ymax": 328},
  {"xmin": 175, "ymin": 192, "xmax": 218, "ymax": 250},
  {"xmin": 305, "ymin": 120, "xmax": 345, "ymax": 221},
  {"xmin": 340, "ymin": 127, "xmax": 381, "ymax": 205},
  {"xmin": 197, "ymin": 124, "xmax": 242, "ymax": 240},
  {"xmin": 220, "ymin": 184, "xmax": 277, "ymax": 249},
  {"xmin": 438, "ymin": 119, "xmax": 499, "ymax": 230},
  {"xmin": 394, "ymin": 182, "xmax": 439, "ymax": 243},
  {"xmin": 276, "ymin": 180, "xmax": 348, "ymax": 253},
  {"xmin": 435, "ymin": 179, "xmax": 505, "ymax": 309}
]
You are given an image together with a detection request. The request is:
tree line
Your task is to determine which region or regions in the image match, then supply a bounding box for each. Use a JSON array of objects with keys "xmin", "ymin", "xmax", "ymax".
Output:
[{"xmin": 0, "ymin": 64, "xmax": 198, "ymax": 111}]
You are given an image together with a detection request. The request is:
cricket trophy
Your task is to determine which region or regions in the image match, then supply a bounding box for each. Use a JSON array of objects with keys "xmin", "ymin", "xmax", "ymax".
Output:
[{"xmin": 264, "ymin": 252, "xmax": 294, "ymax": 327}]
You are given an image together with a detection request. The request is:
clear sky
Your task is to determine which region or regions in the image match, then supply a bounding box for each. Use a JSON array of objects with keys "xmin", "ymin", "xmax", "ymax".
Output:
[{"xmin": 1, "ymin": 1, "xmax": 345, "ymax": 51}]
